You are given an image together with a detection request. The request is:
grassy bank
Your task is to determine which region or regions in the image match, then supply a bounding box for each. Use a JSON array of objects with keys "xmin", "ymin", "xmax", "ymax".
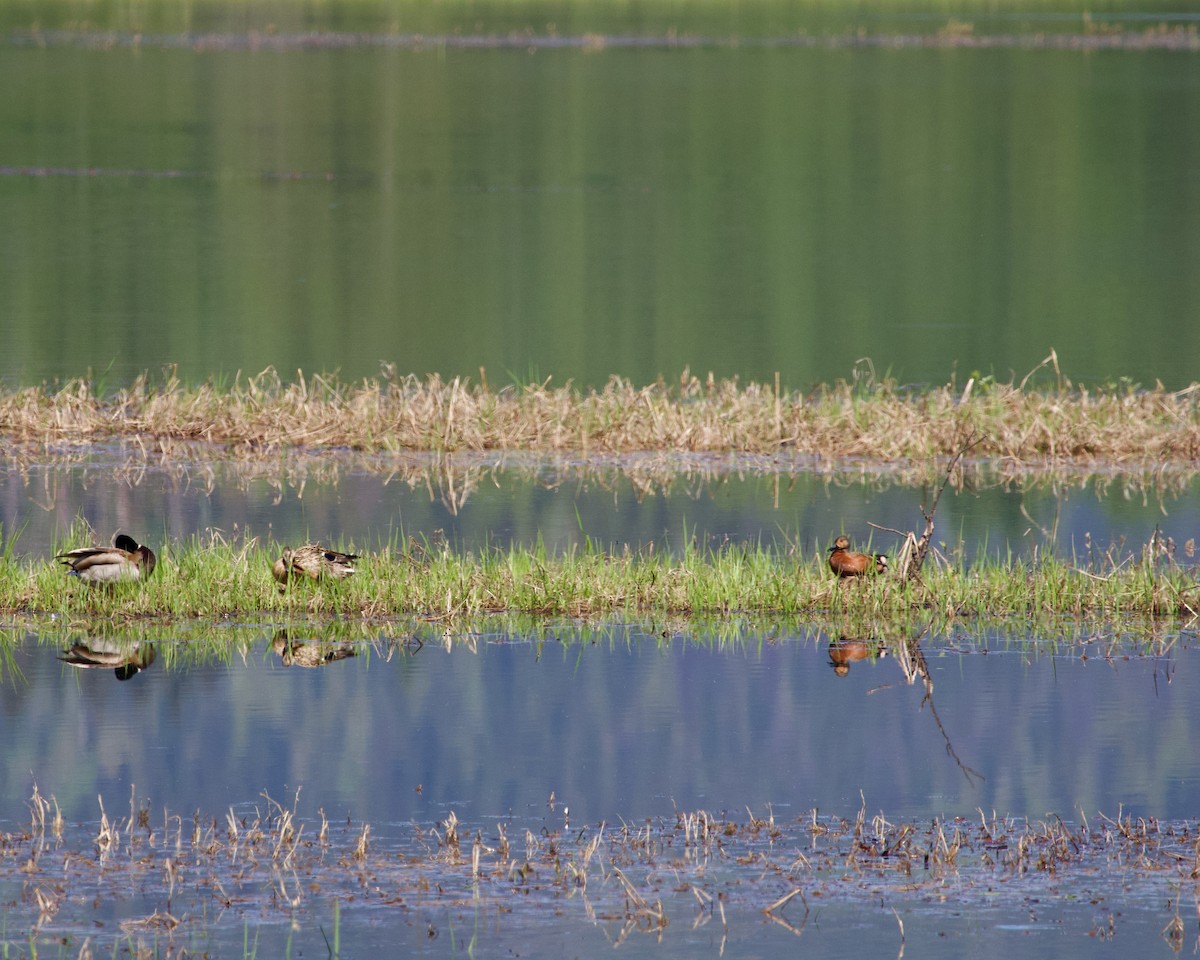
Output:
[
  {"xmin": 3, "ymin": 361, "xmax": 1200, "ymax": 464},
  {"xmin": 1, "ymin": 533, "xmax": 1197, "ymax": 621}
]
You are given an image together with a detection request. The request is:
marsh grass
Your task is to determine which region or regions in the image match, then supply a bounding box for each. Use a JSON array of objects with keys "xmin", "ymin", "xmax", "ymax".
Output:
[
  {"xmin": 4, "ymin": 357, "xmax": 1200, "ymax": 465},
  {"xmin": 2, "ymin": 526, "xmax": 1199, "ymax": 622}
]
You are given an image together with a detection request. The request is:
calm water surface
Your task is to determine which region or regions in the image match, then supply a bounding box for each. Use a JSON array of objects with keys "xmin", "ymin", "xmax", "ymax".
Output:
[
  {"xmin": 0, "ymin": 620, "xmax": 1194, "ymax": 957},
  {"xmin": 3, "ymin": 455, "xmax": 1199, "ymax": 564},
  {"xmin": 2, "ymin": 3, "xmax": 1198, "ymax": 954},
  {"xmin": 2, "ymin": 18, "xmax": 1198, "ymax": 390},
  {"xmin": 10, "ymin": 622, "xmax": 1192, "ymax": 823}
]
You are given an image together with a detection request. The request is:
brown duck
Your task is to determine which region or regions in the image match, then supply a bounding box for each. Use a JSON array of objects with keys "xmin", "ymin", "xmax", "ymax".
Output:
[
  {"xmin": 56, "ymin": 533, "xmax": 157, "ymax": 584},
  {"xmin": 827, "ymin": 535, "xmax": 887, "ymax": 578},
  {"xmin": 272, "ymin": 543, "xmax": 359, "ymax": 586}
]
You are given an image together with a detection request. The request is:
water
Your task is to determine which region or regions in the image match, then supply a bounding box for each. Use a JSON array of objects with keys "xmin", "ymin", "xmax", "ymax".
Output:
[
  {"xmin": 3, "ymin": 452, "xmax": 1199, "ymax": 566},
  {"xmin": 14, "ymin": 622, "xmax": 1191, "ymax": 825},
  {"xmin": 7, "ymin": 460, "xmax": 1192, "ymax": 957},
  {"xmin": 2, "ymin": 4, "xmax": 1198, "ymax": 954},
  {"xmin": 0, "ymin": 620, "xmax": 1194, "ymax": 957},
  {"xmin": 9, "ymin": 0, "xmax": 1200, "ymax": 38},
  {"xmin": 2, "ymin": 23, "xmax": 1199, "ymax": 390}
]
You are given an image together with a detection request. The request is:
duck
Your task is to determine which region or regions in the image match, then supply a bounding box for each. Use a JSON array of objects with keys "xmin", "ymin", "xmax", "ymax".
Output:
[
  {"xmin": 56, "ymin": 533, "xmax": 157, "ymax": 584},
  {"xmin": 272, "ymin": 543, "xmax": 359, "ymax": 586},
  {"xmin": 827, "ymin": 535, "xmax": 887, "ymax": 578}
]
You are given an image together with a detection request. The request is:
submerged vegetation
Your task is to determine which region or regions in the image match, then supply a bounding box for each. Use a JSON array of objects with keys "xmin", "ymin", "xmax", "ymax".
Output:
[
  {"xmin": 4, "ymin": 356, "xmax": 1200, "ymax": 465},
  {"xmin": 1, "ymin": 782, "xmax": 1194, "ymax": 955}
]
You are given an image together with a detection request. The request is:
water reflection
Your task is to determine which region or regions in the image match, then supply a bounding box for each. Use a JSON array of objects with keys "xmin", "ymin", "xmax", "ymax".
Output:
[
  {"xmin": 5, "ymin": 617, "xmax": 1194, "ymax": 827},
  {"xmin": 58, "ymin": 637, "xmax": 157, "ymax": 681},
  {"xmin": 3, "ymin": 34, "xmax": 1199, "ymax": 391},
  {"xmin": 827, "ymin": 635, "xmax": 886, "ymax": 676},
  {"xmin": 1, "ymin": 616, "xmax": 1192, "ymax": 957},
  {"xmin": 4, "ymin": 453, "xmax": 1200, "ymax": 568},
  {"xmin": 270, "ymin": 627, "xmax": 357, "ymax": 668},
  {"xmin": 829, "ymin": 630, "xmax": 985, "ymax": 787}
]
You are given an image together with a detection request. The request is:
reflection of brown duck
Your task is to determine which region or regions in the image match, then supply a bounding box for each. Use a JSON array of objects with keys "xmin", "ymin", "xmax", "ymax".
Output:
[
  {"xmin": 56, "ymin": 533, "xmax": 157, "ymax": 584},
  {"xmin": 827, "ymin": 636, "xmax": 887, "ymax": 677},
  {"xmin": 827, "ymin": 536, "xmax": 887, "ymax": 578},
  {"xmin": 271, "ymin": 632, "xmax": 356, "ymax": 668},
  {"xmin": 272, "ymin": 544, "xmax": 359, "ymax": 587},
  {"xmin": 58, "ymin": 640, "xmax": 157, "ymax": 681}
]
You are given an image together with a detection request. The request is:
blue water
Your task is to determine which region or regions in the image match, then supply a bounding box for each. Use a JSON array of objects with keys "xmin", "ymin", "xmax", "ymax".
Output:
[
  {"xmin": 0, "ymin": 620, "xmax": 1193, "ymax": 957},
  {"xmin": 7, "ymin": 622, "xmax": 1194, "ymax": 826},
  {"xmin": 3, "ymin": 455, "xmax": 1197, "ymax": 569}
]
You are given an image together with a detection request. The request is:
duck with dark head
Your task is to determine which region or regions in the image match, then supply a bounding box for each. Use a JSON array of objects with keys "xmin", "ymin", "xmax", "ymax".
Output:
[{"xmin": 56, "ymin": 533, "xmax": 157, "ymax": 584}]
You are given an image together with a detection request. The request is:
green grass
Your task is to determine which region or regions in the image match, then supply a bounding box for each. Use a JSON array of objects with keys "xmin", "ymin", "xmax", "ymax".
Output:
[{"xmin": 3, "ymin": 530, "xmax": 1198, "ymax": 623}]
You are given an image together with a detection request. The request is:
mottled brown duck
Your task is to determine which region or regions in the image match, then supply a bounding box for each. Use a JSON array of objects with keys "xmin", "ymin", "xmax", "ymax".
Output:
[{"xmin": 272, "ymin": 543, "xmax": 359, "ymax": 587}]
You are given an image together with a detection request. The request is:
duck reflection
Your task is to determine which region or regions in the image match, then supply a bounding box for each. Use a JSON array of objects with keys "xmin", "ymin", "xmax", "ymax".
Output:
[
  {"xmin": 271, "ymin": 629, "xmax": 357, "ymax": 668},
  {"xmin": 827, "ymin": 636, "xmax": 888, "ymax": 677},
  {"xmin": 58, "ymin": 639, "xmax": 157, "ymax": 681},
  {"xmin": 827, "ymin": 628, "xmax": 982, "ymax": 785}
]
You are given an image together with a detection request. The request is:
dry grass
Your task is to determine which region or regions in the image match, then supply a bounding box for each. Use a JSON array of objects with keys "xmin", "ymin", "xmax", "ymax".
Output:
[{"xmin": 3, "ymin": 358, "xmax": 1200, "ymax": 464}]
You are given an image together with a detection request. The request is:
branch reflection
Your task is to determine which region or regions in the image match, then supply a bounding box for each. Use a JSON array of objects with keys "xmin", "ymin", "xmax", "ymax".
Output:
[{"xmin": 828, "ymin": 629, "xmax": 984, "ymax": 786}]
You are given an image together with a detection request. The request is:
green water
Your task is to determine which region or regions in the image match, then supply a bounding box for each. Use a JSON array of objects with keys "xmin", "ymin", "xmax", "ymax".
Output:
[{"xmin": 2, "ymin": 7, "xmax": 1198, "ymax": 390}]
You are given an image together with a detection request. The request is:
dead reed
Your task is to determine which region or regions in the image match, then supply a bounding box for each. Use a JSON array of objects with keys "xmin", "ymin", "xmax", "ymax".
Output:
[
  {"xmin": 3, "ymin": 356, "xmax": 1200, "ymax": 463},
  {"xmin": 0, "ymin": 784, "xmax": 1194, "ymax": 953}
]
